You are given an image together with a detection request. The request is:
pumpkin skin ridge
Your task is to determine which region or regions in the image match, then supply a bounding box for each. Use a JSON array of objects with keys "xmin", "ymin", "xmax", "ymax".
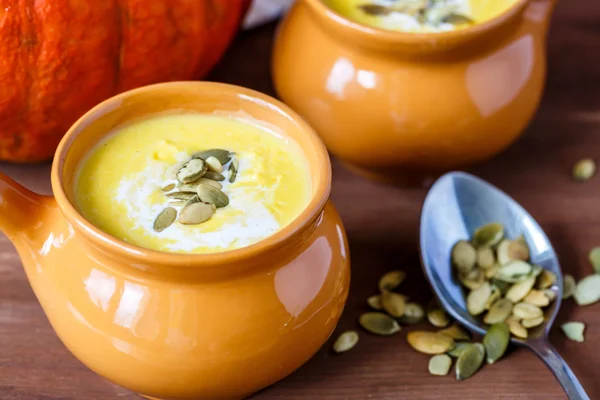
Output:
[{"xmin": 0, "ymin": 0, "xmax": 250, "ymax": 163}]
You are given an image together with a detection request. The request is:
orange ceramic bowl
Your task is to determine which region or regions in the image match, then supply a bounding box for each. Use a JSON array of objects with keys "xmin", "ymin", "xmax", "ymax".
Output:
[
  {"xmin": 272, "ymin": 0, "xmax": 558, "ymax": 184},
  {"xmin": 0, "ymin": 82, "xmax": 350, "ymax": 400}
]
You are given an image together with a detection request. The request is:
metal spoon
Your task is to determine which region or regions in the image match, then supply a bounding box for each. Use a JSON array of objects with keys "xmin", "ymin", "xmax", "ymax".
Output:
[{"xmin": 419, "ymin": 171, "xmax": 589, "ymax": 400}]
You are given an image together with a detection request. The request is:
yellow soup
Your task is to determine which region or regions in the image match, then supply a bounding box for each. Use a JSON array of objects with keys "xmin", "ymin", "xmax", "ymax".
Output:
[
  {"xmin": 323, "ymin": 0, "xmax": 520, "ymax": 33},
  {"xmin": 75, "ymin": 113, "xmax": 312, "ymax": 254}
]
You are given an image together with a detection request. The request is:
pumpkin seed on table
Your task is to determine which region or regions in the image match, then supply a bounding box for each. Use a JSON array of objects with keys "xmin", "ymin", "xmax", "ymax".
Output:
[
  {"xmin": 497, "ymin": 239, "xmax": 529, "ymax": 265},
  {"xmin": 367, "ymin": 295, "xmax": 382, "ymax": 310},
  {"xmin": 205, "ymin": 156, "xmax": 223, "ymax": 173},
  {"xmin": 447, "ymin": 342, "xmax": 472, "ymax": 358},
  {"xmin": 472, "ymin": 222, "xmax": 504, "ymax": 248},
  {"xmin": 505, "ymin": 276, "xmax": 536, "ymax": 303},
  {"xmin": 203, "ymin": 171, "xmax": 226, "ymax": 181},
  {"xmin": 573, "ymin": 274, "xmax": 600, "ymax": 305},
  {"xmin": 452, "ymin": 240, "xmax": 477, "ymax": 274},
  {"xmin": 192, "ymin": 148, "xmax": 232, "ymax": 165},
  {"xmin": 483, "ymin": 298, "xmax": 513, "ymax": 325},
  {"xmin": 178, "ymin": 202, "xmax": 216, "ymax": 225},
  {"xmin": 572, "ymin": 158, "xmax": 595, "ymax": 181},
  {"xmin": 521, "ymin": 316, "xmax": 544, "ymax": 328},
  {"xmin": 561, "ymin": 322, "xmax": 585, "ymax": 343},
  {"xmin": 438, "ymin": 324, "xmax": 471, "ymax": 341},
  {"xmin": 176, "ymin": 158, "xmax": 207, "ymax": 184},
  {"xmin": 427, "ymin": 300, "xmax": 450, "ymax": 328},
  {"xmin": 522, "ymin": 289, "xmax": 550, "ymax": 307},
  {"xmin": 506, "ymin": 316, "xmax": 528, "ymax": 339},
  {"xmin": 589, "ymin": 247, "xmax": 600, "ymax": 273},
  {"xmin": 429, "ymin": 354, "xmax": 453, "ymax": 376},
  {"xmin": 407, "ymin": 331, "xmax": 455, "ymax": 354},
  {"xmin": 456, "ymin": 343, "xmax": 485, "ymax": 381},
  {"xmin": 153, "ymin": 207, "xmax": 177, "ymax": 232},
  {"xmin": 332, "ymin": 330, "xmax": 359, "ymax": 353},
  {"xmin": 378, "ymin": 270, "xmax": 406, "ymax": 292},
  {"xmin": 359, "ymin": 312, "xmax": 401, "ymax": 335},
  {"xmin": 197, "ymin": 184, "xmax": 229, "ymax": 208},
  {"xmin": 512, "ymin": 302, "xmax": 543, "ymax": 319},
  {"xmin": 562, "ymin": 274, "xmax": 576, "ymax": 299},
  {"xmin": 381, "ymin": 291, "xmax": 406, "ymax": 318},
  {"xmin": 229, "ymin": 157, "xmax": 239, "ymax": 183},
  {"xmin": 536, "ymin": 269, "xmax": 557, "ymax": 290},
  {"xmin": 483, "ymin": 322, "xmax": 510, "ymax": 364},
  {"xmin": 467, "ymin": 281, "xmax": 492, "ymax": 316},
  {"xmin": 399, "ymin": 302, "xmax": 425, "ymax": 324}
]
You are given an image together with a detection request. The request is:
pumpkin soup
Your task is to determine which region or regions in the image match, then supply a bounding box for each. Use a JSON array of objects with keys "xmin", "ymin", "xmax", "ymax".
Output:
[
  {"xmin": 75, "ymin": 113, "xmax": 312, "ymax": 254},
  {"xmin": 323, "ymin": 0, "xmax": 520, "ymax": 33}
]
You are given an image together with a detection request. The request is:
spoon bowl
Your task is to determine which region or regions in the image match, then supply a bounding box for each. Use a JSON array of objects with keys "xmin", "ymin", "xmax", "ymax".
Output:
[{"xmin": 419, "ymin": 171, "xmax": 589, "ymax": 400}]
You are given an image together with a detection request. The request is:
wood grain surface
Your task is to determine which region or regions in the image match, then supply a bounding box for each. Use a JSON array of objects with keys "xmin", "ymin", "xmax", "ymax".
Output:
[{"xmin": 1, "ymin": 1, "xmax": 599, "ymax": 398}]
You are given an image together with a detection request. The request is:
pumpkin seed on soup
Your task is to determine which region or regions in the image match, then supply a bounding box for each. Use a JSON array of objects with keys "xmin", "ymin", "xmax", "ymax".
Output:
[
  {"xmin": 378, "ymin": 270, "xmax": 406, "ymax": 292},
  {"xmin": 472, "ymin": 222, "xmax": 504, "ymax": 248},
  {"xmin": 195, "ymin": 178, "xmax": 223, "ymax": 189},
  {"xmin": 177, "ymin": 158, "xmax": 207, "ymax": 184},
  {"xmin": 229, "ymin": 157, "xmax": 239, "ymax": 183},
  {"xmin": 456, "ymin": 343, "xmax": 485, "ymax": 381},
  {"xmin": 165, "ymin": 191, "xmax": 196, "ymax": 200},
  {"xmin": 429, "ymin": 354, "xmax": 452, "ymax": 376},
  {"xmin": 205, "ymin": 156, "xmax": 223, "ymax": 173},
  {"xmin": 153, "ymin": 207, "xmax": 177, "ymax": 232},
  {"xmin": 192, "ymin": 148, "xmax": 232, "ymax": 165},
  {"xmin": 359, "ymin": 312, "xmax": 401, "ymax": 336},
  {"xmin": 332, "ymin": 330, "xmax": 359, "ymax": 353},
  {"xmin": 203, "ymin": 171, "xmax": 226, "ymax": 181},
  {"xmin": 196, "ymin": 184, "xmax": 229, "ymax": 208},
  {"xmin": 406, "ymin": 331, "xmax": 454, "ymax": 355},
  {"xmin": 161, "ymin": 183, "xmax": 176, "ymax": 192},
  {"xmin": 178, "ymin": 202, "xmax": 216, "ymax": 225},
  {"xmin": 483, "ymin": 322, "xmax": 509, "ymax": 364}
]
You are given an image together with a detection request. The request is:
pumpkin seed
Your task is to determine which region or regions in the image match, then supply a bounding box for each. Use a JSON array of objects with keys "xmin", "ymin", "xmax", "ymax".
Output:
[
  {"xmin": 573, "ymin": 274, "xmax": 600, "ymax": 305},
  {"xmin": 196, "ymin": 178, "xmax": 223, "ymax": 189},
  {"xmin": 153, "ymin": 207, "xmax": 177, "ymax": 232},
  {"xmin": 165, "ymin": 191, "xmax": 196, "ymax": 200},
  {"xmin": 161, "ymin": 183, "xmax": 176, "ymax": 192},
  {"xmin": 562, "ymin": 274, "xmax": 576, "ymax": 299},
  {"xmin": 429, "ymin": 354, "xmax": 453, "ymax": 376},
  {"xmin": 522, "ymin": 289, "xmax": 550, "ymax": 307},
  {"xmin": 427, "ymin": 308, "xmax": 450, "ymax": 328},
  {"xmin": 572, "ymin": 158, "xmax": 595, "ymax": 181},
  {"xmin": 467, "ymin": 281, "xmax": 492, "ymax": 316},
  {"xmin": 473, "ymin": 223, "xmax": 504, "ymax": 248},
  {"xmin": 205, "ymin": 156, "xmax": 223, "ymax": 173},
  {"xmin": 184, "ymin": 195, "xmax": 200, "ymax": 207},
  {"xmin": 196, "ymin": 184, "xmax": 229, "ymax": 208},
  {"xmin": 536, "ymin": 269, "xmax": 557, "ymax": 290},
  {"xmin": 438, "ymin": 324, "xmax": 471, "ymax": 341},
  {"xmin": 495, "ymin": 260, "xmax": 532, "ymax": 282},
  {"xmin": 399, "ymin": 302, "xmax": 425, "ymax": 324},
  {"xmin": 483, "ymin": 322, "xmax": 509, "ymax": 364},
  {"xmin": 506, "ymin": 317, "xmax": 527, "ymax": 339},
  {"xmin": 447, "ymin": 342, "xmax": 472, "ymax": 358},
  {"xmin": 176, "ymin": 158, "xmax": 207, "ymax": 184},
  {"xmin": 561, "ymin": 322, "xmax": 585, "ymax": 342},
  {"xmin": 483, "ymin": 298, "xmax": 513, "ymax": 325},
  {"xmin": 359, "ymin": 312, "xmax": 401, "ymax": 336},
  {"xmin": 497, "ymin": 239, "xmax": 530, "ymax": 265},
  {"xmin": 381, "ymin": 291, "xmax": 406, "ymax": 318},
  {"xmin": 491, "ymin": 279, "xmax": 511, "ymax": 295},
  {"xmin": 175, "ymin": 183, "xmax": 200, "ymax": 193},
  {"xmin": 456, "ymin": 343, "xmax": 485, "ymax": 381},
  {"xmin": 166, "ymin": 162, "xmax": 184, "ymax": 180},
  {"xmin": 452, "ymin": 240, "xmax": 477, "ymax": 274},
  {"xmin": 442, "ymin": 13, "xmax": 473, "ymax": 24},
  {"xmin": 484, "ymin": 286, "xmax": 501, "ymax": 310},
  {"xmin": 460, "ymin": 268, "xmax": 485, "ymax": 290},
  {"xmin": 477, "ymin": 247, "xmax": 495, "ymax": 269},
  {"xmin": 358, "ymin": 4, "xmax": 393, "ymax": 16},
  {"xmin": 229, "ymin": 157, "xmax": 239, "ymax": 183},
  {"xmin": 168, "ymin": 200, "xmax": 186, "ymax": 206},
  {"xmin": 178, "ymin": 202, "xmax": 216, "ymax": 225},
  {"xmin": 505, "ymin": 276, "xmax": 536, "ymax": 303},
  {"xmin": 544, "ymin": 289, "xmax": 558, "ymax": 302},
  {"xmin": 406, "ymin": 331, "xmax": 455, "ymax": 355},
  {"xmin": 485, "ymin": 265, "xmax": 500, "ymax": 279},
  {"xmin": 521, "ymin": 316, "xmax": 544, "ymax": 328},
  {"xmin": 378, "ymin": 270, "xmax": 406, "ymax": 292},
  {"xmin": 589, "ymin": 247, "xmax": 600, "ymax": 273},
  {"xmin": 367, "ymin": 295, "xmax": 382, "ymax": 310},
  {"xmin": 332, "ymin": 330, "xmax": 359, "ymax": 353},
  {"xmin": 192, "ymin": 148, "xmax": 232, "ymax": 165},
  {"xmin": 512, "ymin": 302, "xmax": 543, "ymax": 319},
  {"xmin": 530, "ymin": 265, "xmax": 543, "ymax": 279},
  {"xmin": 203, "ymin": 171, "xmax": 226, "ymax": 181}
]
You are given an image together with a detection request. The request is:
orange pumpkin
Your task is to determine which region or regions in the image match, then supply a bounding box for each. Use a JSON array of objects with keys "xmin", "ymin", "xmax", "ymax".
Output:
[{"xmin": 0, "ymin": 0, "xmax": 251, "ymax": 162}]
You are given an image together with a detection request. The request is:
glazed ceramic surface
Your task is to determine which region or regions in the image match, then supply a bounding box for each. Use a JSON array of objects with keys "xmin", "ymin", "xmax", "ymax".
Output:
[
  {"xmin": 0, "ymin": 82, "xmax": 350, "ymax": 400},
  {"xmin": 272, "ymin": 0, "xmax": 557, "ymax": 184}
]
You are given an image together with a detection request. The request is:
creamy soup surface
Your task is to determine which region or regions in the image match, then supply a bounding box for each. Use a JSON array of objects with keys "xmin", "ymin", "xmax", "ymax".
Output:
[
  {"xmin": 323, "ymin": 0, "xmax": 520, "ymax": 33},
  {"xmin": 75, "ymin": 113, "xmax": 312, "ymax": 254}
]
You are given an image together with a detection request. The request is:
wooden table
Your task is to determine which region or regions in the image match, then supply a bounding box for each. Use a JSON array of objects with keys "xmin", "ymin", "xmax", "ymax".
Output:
[{"xmin": 1, "ymin": 1, "xmax": 599, "ymax": 398}]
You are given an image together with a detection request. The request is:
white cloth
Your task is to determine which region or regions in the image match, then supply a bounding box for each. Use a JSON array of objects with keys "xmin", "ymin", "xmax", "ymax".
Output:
[{"xmin": 243, "ymin": 0, "xmax": 295, "ymax": 29}]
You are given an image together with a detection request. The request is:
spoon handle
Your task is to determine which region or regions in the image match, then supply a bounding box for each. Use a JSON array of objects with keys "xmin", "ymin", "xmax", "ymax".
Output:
[{"xmin": 528, "ymin": 339, "xmax": 590, "ymax": 400}]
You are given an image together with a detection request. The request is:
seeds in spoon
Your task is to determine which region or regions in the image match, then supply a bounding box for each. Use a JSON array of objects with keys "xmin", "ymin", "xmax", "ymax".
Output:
[
  {"xmin": 476, "ymin": 247, "xmax": 495, "ymax": 269},
  {"xmin": 506, "ymin": 316, "xmax": 527, "ymax": 339},
  {"xmin": 512, "ymin": 302, "xmax": 543, "ymax": 319},
  {"xmin": 456, "ymin": 343, "xmax": 485, "ymax": 381},
  {"xmin": 521, "ymin": 316, "xmax": 544, "ymax": 328},
  {"xmin": 572, "ymin": 158, "xmax": 595, "ymax": 181},
  {"xmin": 505, "ymin": 276, "xmax": 536, "ymax": 303},
  {"xmin": 407, "ymin": 331, "xmax": 455, "ymax": 355},
  {"xmin": 332, "ymin": 330, "xmax": 359, "ymax": 353},
  {"xmin": 494, "ymin": 261, "xmax": 532, "ymax": 282},
  {"xmin": 535, "ymin": 269, "xmax": 557, "ymax": 290},
  {"xmin": 483, "ymin": 322, "xmax": 509, "ymax": 364},
  {"xmin": 483, "ymin": 298, "xmax": 513, "ymax": 325},
  {"xmin": 176, "ymin": 158, "xmax": 207, "ymax": 184},
  {"xmin": 472, "ymin": 222, "xmax": 504, "ymax": 248},
  {"xmin": 153, "ymin": 207, "xmax": 177, "ymax": 232},
  {"xmin": 178, "ymin": 202, "xmax": 216, "ymax": 225},
  {"xmin": 467, "ymin": 281, "xmax": 492, "ymax": 316},
  {"xmin": 359, "ymin": 312, "xmax": 401, "ymax": 336},
  {"xmin": 378, "ymin": 270, "xmax": 406, "ymax": 292},
  {"xmin": 561, "ymin": 322, "xmax": 585, "ymax": 342},
  {"xmin": 522, "ymin": 289, "xmax": 550, "ymax": 307},
  {"xmin": 497, "ymin": 239, "xmax": 529, "ymax": 265},
  {"xmin": 573, "ymin": 274, "xmax": 600, "ymax": 306},
  {"xmin": 429, "ymin": 354, "xmax": 453, "ymax": 376},
  {"xmin": 381, "ymin": 291, "xmax": 406, "ymax": 318},
  {"xmin": 452, "ymin": 240, "xmax": 477, "ymax": 274},
  {"xmin": 562, "ymin": 274, "xmax": 576, "ymax": 299}
]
